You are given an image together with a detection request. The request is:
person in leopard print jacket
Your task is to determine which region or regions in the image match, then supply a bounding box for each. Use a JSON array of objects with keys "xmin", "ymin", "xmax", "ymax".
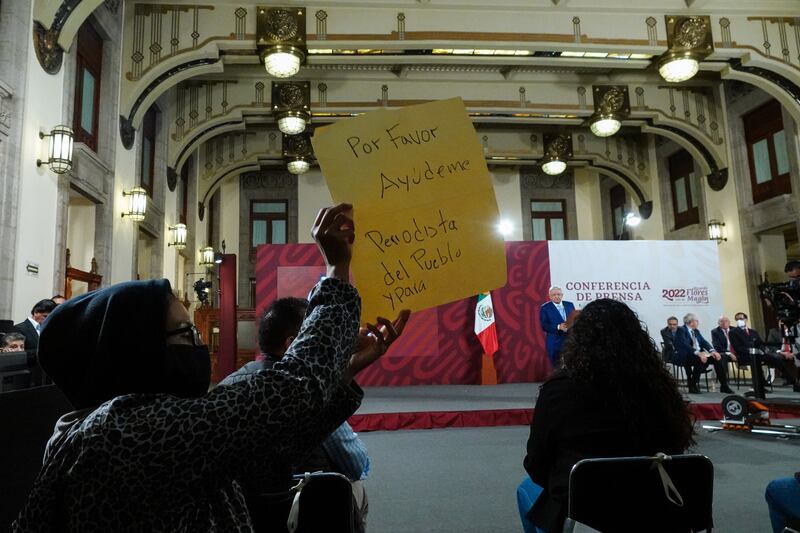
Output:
[{"xmin": 14, "ymin": 204, "xmax": 379, "ymax": 532}]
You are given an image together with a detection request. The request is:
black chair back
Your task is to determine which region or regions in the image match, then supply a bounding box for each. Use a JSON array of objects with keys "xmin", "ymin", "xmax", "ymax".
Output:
[
  {"xmin": 247, "ymin": 472, "xmax": 357, "ymax": 533},
  {"xmin": 566, "ymin": 453, "xmax": 713, "ymax": 533},
  {"xmin": 0, "ymin": 385, "xmax": 73, "ymax": 533}
]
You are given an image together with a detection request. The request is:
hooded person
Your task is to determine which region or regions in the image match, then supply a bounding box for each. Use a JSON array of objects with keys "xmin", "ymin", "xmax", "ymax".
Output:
[{"xmin": 13, "ymin": 203, "xmax": 369, "ymax": 532}]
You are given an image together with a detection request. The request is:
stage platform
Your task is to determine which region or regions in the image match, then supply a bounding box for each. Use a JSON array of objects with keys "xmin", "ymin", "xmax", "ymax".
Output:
[{"xmin": 349, "ymin": 383, "xmax": 800, "ymax": 432}]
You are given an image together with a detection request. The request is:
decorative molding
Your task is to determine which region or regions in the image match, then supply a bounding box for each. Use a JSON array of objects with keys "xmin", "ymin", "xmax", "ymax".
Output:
[
  {"xmin": 33, "ymin": 21, "xmax": 64, "ymax": 74},
  {"xmin": 119, "ymin": 115, "xmax": 135, "ymax": 149},
  {"xmin": 0, "ymin": 82, "xmax": 12, "ymax": 134},
  {"xmin": 241, "ymin": 173, "xmax": 295, "ymax": 190},
  {"xmin": 706, "ymin": 167, "xmax": 728, "ymax": 192},
  {"xmin": 520, "ymin": 170, "xmax": 574, "ymax": 190}
]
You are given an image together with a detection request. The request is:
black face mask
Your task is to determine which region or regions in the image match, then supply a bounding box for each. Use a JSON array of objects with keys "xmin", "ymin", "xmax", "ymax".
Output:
[{"xmin": 163, "ymin": 344, "xmax": 211, "ymax": 398}]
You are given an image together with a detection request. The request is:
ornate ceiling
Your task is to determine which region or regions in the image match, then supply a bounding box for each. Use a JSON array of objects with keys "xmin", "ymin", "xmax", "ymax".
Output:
[{"xmin": 30, "ymin": 0, "xmax": 800, "ymax": 215}]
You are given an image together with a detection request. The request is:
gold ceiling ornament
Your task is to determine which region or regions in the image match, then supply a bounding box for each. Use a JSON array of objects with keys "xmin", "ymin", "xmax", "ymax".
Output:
[
  {"xmin": 257, "ymin": 7, "xmax": 307, "ymax": 78},
  {"xmin": 272, "ymin": 81, "xmax": 311, "ymax": 135},
  {"xmin": 282, "ymin": 131, "xmax": 314, "ymax": 174},
  {"xmin": 541, "ymin": 133, "xmax": 573, "ymax": 176},
  {"xmin": 589, "ymin": 85, "xmax": 630, "ymax": 138},
  {"xmin": 657, "ymin": 15, "xmax": 714, "ymax": 83}
]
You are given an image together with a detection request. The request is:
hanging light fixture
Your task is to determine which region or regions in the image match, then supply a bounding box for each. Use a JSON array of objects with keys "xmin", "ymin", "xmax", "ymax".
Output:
[
  {"xmin": 168, "ymin": 223, "xmax": 187, "ymax": 250},
  {"xmin": 272, "ymin": 81, "xmax": 311, "ymax": 134},
  {"xmin": 199, "ymin": 246, "xmax": 215, "ymax": 267},
  {"xmin": 36, "ymin": 125, "xmax": 74, "ymax": 174},
  {"xmin": 708, "ymin": 219, "xmax": 726, "ymax": 243},
  {"xmin": 589, "ymin": 85, "xmax": 629, "ymax": 138},
  {"xmin": 121, "ymin": 187, "xmax": 148, "ymax": 222},
  {"xmin": 283, "ymin": 131, "xmax": 313, "ymax": 175},
  {"xmin": 657, "ymin": 16, "xmax": 713, "ymax": 83},
  {"xmin": 287, "ymin": 158, "xmax": 310, "ymax": 174},
  {"xmin": 257, "ymin": 7, "xmax": 307, "ymax": 78},
  {"xmin": 541, "ymin": 133, "xmax": 572, "ymax": 176}
]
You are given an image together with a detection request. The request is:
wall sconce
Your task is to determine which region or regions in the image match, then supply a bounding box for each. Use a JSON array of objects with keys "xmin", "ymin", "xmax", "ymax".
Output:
[
  {"xmin": 199, "ymin": 246, "xmax": 215, "ymax": 267},
  {"xmin": 658, "ymin": 16, "xmax": 713, "ymax": 83},
  {"xmin": 283, "ymin": 131, "xmax": 313, "ymax": 174},
  {"xmin": 589, "ymin": 85, "xmax": 630, "ymax": 138},
  {"xmin": 708, "ymin": 219, "xmax": 726, "ymax": 243},
  {"xmin": 273, "ymin": 81, "xmax": 311, "ymax": 134},
  {"xmin": 36, "ymin": 125, "xmax": 74, "ymax": 174},
  {"xmin": 257, "ymin": 7, "xmax": 307, "ymax": 78},
  {"xmin": 168, "ymin": 223, "xmax": 187, "ymax": 250},
  {"xmin": 121, "ymin": 187, "xmax": 148, "ymax": 222},
  {"xmin": 541, "ymin": 133, "xmax": 572, "ymax": 176}
]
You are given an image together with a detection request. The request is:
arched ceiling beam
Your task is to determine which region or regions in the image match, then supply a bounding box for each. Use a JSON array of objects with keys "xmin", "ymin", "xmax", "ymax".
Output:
[
  {"xmin": 32, "ymin": 0, "xmax": 104, "ymax": 73},
  {"xmin": 640, "ymin": 122, "xmax": 728, "ymax": 191},
  {"xmin": 720, "ymin": 59, "xmax": 800, "ymax": 128}
]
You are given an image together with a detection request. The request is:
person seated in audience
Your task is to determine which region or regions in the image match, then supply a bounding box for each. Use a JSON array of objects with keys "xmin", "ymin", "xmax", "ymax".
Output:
[
  {"xmin": 51, "ymin": 294, "xmax": 66, "ymax": 305},
  {"xmin": 13, "ymin": 298, "xmax": 56, "ymax": 353},
  {"xmin": 766, "ymin": 473, "xmax": 800, "ymax": 533},
  {"xmin": 13, "ymin": 203, "xmax": 389, "ymax": 531},
  {"xmin": 673, "ymin": 313, "xmax": 733, "ymax": 394},
  {"xmin": 522, "ymin": 298, "xmax": 694, "ymax": 533},
  {"xmin": 730, "ymin": 312, "xmax": 799, "ymax": 391},
  {"xmin": 660, "ymin": 316, "xmax": 679, "ymax": 363},
  {"xmin": 0, "ymin": 332, "xmax": 26, "ymax": 352},
  {"xmin": 218, "ymin": 296, "xmax": 409, "ymax": 532}
]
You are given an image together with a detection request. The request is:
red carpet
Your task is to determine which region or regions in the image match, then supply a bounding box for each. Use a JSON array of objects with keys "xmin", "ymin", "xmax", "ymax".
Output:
[{"xmin": 350, "ymin": 403, "xmax": 729, "ymax": 432}]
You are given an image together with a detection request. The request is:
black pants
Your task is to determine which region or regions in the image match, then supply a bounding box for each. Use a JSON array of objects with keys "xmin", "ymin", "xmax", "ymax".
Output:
[
  {"xmin": 685, "ymin": 353, "xmax": 730, "ymax": 390},
  {"xmin": 738, "ymin": 352, "xmax": 796, "ymax": 383}
]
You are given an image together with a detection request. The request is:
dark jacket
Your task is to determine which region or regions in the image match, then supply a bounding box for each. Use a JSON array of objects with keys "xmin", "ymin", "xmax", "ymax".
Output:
[
  {"xmin": 523, "ymin": 370, "xmax": 684, "ymax": 533},
  {"xmin": 539, "ymin": 301, "xmax": 575, "ymax": 364},
  {"xmin": 14, "ymin": 278, "xmax": 362, "ymax": 532},
  {"xmin": 729, "ymin": 327, "xmax": 765, "ymax": 364},
  {"xmin": 13, "ymin": 319, "xmax": 39, "ymax": 353},
  {"xmin": 710, "ymin": 326, "xmax": 734, "ymax": 355},
  {"xmin": 673, "ymin": 325, "xmax": 713, "ymax": 366},
  {"xmin": 660, "ymin": 327, "xmax": 676, "ymax": 363}
]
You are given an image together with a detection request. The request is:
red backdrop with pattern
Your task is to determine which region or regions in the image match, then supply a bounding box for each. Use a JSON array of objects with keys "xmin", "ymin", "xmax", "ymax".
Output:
[{"xmin": 255, "ymin": 242, "xmax": 552, "ymax": 386}]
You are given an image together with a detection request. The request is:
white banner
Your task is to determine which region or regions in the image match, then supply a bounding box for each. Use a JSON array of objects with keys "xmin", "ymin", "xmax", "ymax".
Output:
[{"xmin": 548, "ymin": 240, "xmax": 723, "ymax": 342}]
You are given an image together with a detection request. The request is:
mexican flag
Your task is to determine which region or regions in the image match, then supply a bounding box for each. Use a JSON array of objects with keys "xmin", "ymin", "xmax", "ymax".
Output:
[{"xmin": 475, "ymin": 291, "xmax": 499, "ymax": 357}]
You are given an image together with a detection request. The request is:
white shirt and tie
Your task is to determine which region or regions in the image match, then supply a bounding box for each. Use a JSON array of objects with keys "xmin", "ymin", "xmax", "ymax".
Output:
[
  {"xmin": 27, "ymin": 317, "xmax": 42, "ymax": 335},
  {"xmin": 554, "ymin": 303, "xmax": 566, "ymax": 322}
]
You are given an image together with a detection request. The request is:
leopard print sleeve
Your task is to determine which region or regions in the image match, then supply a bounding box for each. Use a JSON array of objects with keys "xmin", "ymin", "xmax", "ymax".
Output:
[{"xmin": 13, "ymin": 277, "xmax": 362, "ymax": 531}]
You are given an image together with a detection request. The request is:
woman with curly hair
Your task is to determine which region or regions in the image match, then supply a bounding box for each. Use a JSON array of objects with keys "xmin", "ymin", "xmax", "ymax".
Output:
[{"xmin": 521, "ymin": 298, "xmax": 694, "ymax": 533}]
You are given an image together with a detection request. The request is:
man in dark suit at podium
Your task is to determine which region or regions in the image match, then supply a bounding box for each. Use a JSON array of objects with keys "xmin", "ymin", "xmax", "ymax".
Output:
[
  {"xmin": 539, "ymin": 286, "xmax": 575, "ymax": 366},
  {"xmin": 14, "ymin": 299, "xmax": 57, "ymax": 353}
]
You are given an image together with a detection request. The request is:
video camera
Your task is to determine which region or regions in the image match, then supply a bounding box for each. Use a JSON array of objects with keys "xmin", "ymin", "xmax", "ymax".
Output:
[
  {"xmin": 193, "ymin": 278, "xmax": 212, "ymax": 305},
  {"xmin": 759, "ymin": 281, "xmax": 800, "ymax": 332}
]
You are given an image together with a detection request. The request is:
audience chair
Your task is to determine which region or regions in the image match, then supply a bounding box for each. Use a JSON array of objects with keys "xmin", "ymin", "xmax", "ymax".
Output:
[
  {"xmin": 564, "ymin": 453, "xmax": 714, "ymax": 533},
  {"xmin": 248, "ymin": 471, "xmax": 359, "ymax": 533},
  {"xmin": 0, "ymin": 385, "xmax": 73, "ymax": 530}
]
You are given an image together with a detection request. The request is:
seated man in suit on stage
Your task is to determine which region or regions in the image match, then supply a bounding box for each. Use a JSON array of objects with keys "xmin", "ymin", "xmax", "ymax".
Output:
[
  {"xmin": 14, "ymin": 298, "xmax": 56, "ymax": 353},
  {"xmin": 660, "ymin": 316, "xmax": 679, "ymax": 363},
  {"xmin": 539, "ymin": 286, "xmax": 575, "ymax": 367},
  {"xmin": 219, "ymin": 297, "xmax": 409, "ymax": 532},
  {"xmin": 0, "ymin": 332, "xmax": 26, "ymax": 352},
  {"xmin": 711, "ymin": 316, "xmax": 735, "ymax": 355},
  {"xmin": 730, "ymin": 312, "xmax": 799, "ymax": 392},
  {"xmin": 673, "ymin": 313, "xmax": 733, "ymax": 394}
]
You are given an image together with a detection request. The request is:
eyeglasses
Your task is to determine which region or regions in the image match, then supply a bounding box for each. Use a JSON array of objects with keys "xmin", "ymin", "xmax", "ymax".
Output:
[{"xmin": 166, "ymin": 324, "xmax": 204, "ymax": 347}]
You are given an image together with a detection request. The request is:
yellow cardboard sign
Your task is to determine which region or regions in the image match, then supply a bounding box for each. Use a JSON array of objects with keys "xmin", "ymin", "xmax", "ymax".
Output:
[{"xmin": 312, "ymin": 97, "xmax": 507, "ymax": 321}]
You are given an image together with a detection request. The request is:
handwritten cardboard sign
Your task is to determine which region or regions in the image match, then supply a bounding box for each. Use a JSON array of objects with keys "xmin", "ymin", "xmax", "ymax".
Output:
[{"xmin": 312, "ymin": 97, "xmax": 507, "ymax": 321}]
